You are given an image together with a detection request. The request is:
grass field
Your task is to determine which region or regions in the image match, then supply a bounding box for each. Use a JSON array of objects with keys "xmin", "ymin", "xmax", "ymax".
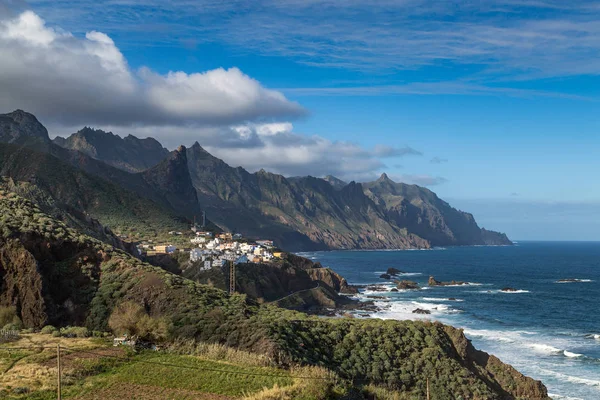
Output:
[{"xmin": 0, "ymin": 334, "xmax": 313, "ymax": 400}]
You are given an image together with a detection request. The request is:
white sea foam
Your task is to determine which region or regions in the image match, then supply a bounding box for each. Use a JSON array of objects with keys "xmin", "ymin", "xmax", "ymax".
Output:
[
  {"xmin": 564, "ymin": 350, "xmax": 584, "ymax": 358},
  {"xmin": 548, "ymin": 394, "xmax": 585, "ymax": 400},
  {"xmin": 529, "ymin": 343, "xmax": 562, "ymax": 355},
  {"xmin": 463, "ymin": 328, "xmax": 520, "ymax": 343},
  {"xmin": 422, "ymin": 297, "xmax": 464, "ymax": 302},
  {"xmin": 537, "ymin": 368, "xmax": 600, "ymax": 388},
  {"xmin": 555, "ymin": 279, "xmax": 593, "ymax": 284},
  {"xmin": 478, "ymin": 289, "xmax": 530, "ymax": 294}
]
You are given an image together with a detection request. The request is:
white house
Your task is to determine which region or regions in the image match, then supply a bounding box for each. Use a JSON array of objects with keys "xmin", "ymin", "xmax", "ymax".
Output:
[
  {"xmin": 190, "ymin": 248, "xmax": 203, "ymax": 262},
  {"xmin": 190, "ymin": 236, "xmax": 207, "ymax": 245}
]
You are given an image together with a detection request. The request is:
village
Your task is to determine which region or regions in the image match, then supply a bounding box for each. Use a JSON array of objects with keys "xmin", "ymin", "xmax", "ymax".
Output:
[{"xmin": 136, "ymin": 222, "xmax": 285, "ymax": 272}]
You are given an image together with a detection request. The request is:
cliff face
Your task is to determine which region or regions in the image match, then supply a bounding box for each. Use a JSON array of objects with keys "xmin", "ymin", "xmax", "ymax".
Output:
[
  {"xmin": 142, "ymin": 145, "xmax": 202, "ymax": 218},
  {"xmin": 181, "ymin": 253, "xmax": 356, "ymax": 311},
  {"xmin": 186, "ymin": 143, "xmax": 432, "ymax": 251},
  {"xmin": 444, "ymin": 325, "xmax": 548, "ymax": 399},
  {"xmin": 363, "ymin": 174, "xmax": 512, "ymax": 246}
]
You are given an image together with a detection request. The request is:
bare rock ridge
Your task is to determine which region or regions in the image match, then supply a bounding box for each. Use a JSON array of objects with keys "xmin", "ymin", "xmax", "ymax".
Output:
[
  {"xmin": 53, "ymin": 127, "xmax": 169, "ymax": 173},
  {"xmin": 0, "ymin": 110, "xmax": 511, "ymax": 251}
]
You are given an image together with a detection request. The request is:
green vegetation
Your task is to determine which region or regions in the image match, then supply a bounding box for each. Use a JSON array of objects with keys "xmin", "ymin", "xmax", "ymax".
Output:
[
  {"xmin": 0, "ymin": 190, "xmax": 547, "ymax": 399},
  {"xmin": 0, "ymin": 334, "xmax": 337, "ymax": 400},
  {"xmin": 0, "ymin": 306, "xmax": 23, "ymax": 330}
]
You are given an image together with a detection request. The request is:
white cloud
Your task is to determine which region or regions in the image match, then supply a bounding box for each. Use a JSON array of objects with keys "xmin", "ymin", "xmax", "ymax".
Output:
[{"xmin": 0, "ymin": 10, "xmax": 303, "ymax": 127}]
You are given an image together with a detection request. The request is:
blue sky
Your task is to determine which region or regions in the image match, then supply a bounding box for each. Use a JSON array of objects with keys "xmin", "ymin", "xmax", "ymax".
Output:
[{"xmin": 1, "ymin": 0, "xmax": 599, "ymax": 240}]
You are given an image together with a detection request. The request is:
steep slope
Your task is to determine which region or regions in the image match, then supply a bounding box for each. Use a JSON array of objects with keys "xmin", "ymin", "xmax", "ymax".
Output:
[
  {"xmin": 0, "ymin": 190, "xmax": 548, "ymax": 399},
  {"xmin": 181, "ymin": 251, "xmax": 356, "ymax": 311},
  {"xmin": 363, "ymin": 173, "xmax": 512, "ymax": 246},
  {"xmin": 0, "ymin": 143, "xmax": 189, "ymax": 241},
  {"xmin": 187, "ymin": 142, "xmax": 428, "ymax": 251},
  {"xmin": 54, "ymin": 127, "xmax": 169, "ymax": 172},
  {"xmin": 142, "ymin": 145, "xmax": 202, "ymax": 219},
  {"xmin": 0, "ymin": 110, "xmax": 202, "ymax": 223}
]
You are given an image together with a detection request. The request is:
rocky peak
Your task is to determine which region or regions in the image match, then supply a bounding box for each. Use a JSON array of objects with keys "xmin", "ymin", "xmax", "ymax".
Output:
[
  {"xmin": 377, "ymin": 172, "xmax": 394, "ymax": 183},
  {"xmin": 323, "ymin": 175, "xmax": 348, "ymax": 190},
  {"xmin": 0, "ymin": 109, "xmax": 50, "ymax": 145}
]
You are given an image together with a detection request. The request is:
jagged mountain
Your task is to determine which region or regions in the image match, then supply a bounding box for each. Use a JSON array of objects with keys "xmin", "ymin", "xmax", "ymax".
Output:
[
  {"xmin": 0, "ymin": 110, "xmax": 511, "ymax": 251},
  {"xmin": 54, "ymin": 127, "xmax": 169, "ymax": 173},
  {"xmin": 142, "ymin": 145, "xmax": 201, "ymax": 218},
  {"xmin": 186, "ymin": 142, "xmax": 429, "ymax": 250},
  {"xmin": 323, "ymin": 174, "xmax": 348, "ymax": 190},
  {"xmin": 0, "ymin": 110, "xmax": 203, "ymax": 222}
]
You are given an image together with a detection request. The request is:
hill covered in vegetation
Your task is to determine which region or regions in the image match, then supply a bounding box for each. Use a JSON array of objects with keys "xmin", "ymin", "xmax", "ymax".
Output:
[{"xmin": 0, "ymin": 189, "xmax": 547, "ymax": 399}]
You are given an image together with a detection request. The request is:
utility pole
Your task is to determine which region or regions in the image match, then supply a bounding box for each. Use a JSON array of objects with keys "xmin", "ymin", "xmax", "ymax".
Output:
[
  {"xmin": 57, "ymin": 344, "xmax": 62, "ymax": 400},
  {"xmin": 426, "ymin": 378, "xmax": 430, "ymax": 400},
  {"xmin": 229, "ymin": 261, "xmax": 235, "ymax": 294}
]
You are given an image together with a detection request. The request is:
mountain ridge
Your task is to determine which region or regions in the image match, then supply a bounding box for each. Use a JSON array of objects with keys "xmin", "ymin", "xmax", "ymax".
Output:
[{"xmin": 0, "ymin": 110, "xmax": 511, "ymax": 251}]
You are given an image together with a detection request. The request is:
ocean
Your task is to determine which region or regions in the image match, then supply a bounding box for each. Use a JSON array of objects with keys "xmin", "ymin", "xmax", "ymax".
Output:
[{"xmin": 300, "ymin": 241, "xmax": 600, "ymax": 400}]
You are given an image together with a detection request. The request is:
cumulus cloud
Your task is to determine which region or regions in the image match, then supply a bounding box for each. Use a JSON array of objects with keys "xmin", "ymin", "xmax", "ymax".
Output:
[{"xmin": 0, "ymin": 11, "xmax": 303, "ymax": 127}]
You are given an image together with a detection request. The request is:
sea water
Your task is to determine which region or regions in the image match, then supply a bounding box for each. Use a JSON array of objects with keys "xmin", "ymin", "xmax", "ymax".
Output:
[{"xmin": 301, "ymin": 242, "xmax": 600, "ymax": 400}]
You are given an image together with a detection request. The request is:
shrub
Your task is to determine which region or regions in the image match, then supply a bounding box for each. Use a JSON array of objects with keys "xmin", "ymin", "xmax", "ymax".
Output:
[
  {"xmin": 51, "ymin": 330, "xmax": 61, "ymax": 337},
  {"xmin": 2, "ymin": 322, "xmax": 22, "ymax": 331},
  {"xmin": 0, "ymin": 306, "xmax": 22, "ymax": 329},
  {"xmin": 41, "ymin": 325, "xmax": 58, "ymax": 335},
  {"xmin": 59, "ymin": 326, "xmax": 90, "ymax": 338},
  {"xmin": 108, "ymin": 301, "xmax": 170, "ymax": 342}
]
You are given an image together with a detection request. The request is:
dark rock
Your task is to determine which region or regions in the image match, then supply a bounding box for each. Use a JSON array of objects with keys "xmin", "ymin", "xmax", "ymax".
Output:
[
  {"xmin": 365, "ymin": 285, "xmax": 388, "ymax": 292},
  {"xmin": 380, "ymin": 273, "xmax": 391, "ymax": 280},
  {"xmin": 501, "ymin": 287, "xmax": 518, "ymax": 292},
  {"xmin": 428, "ymin": 276, "xmax": 469, "ymax": 287},
  {"xmin": 390, "ymin": 288, "xmax": 398, "ymax": 292},
  {"xmin": 412, "ymin": 308, "xmax": 431, "ymax": 315},
  {"xmin": 448, "ymin": 298, "xmax": 457, "ymax": 301},
  {"xmin": 386, "ymin": 267, "xmax": 403, "ymax": 275},
  {"xmin": 396, "ymin": 280, "xmax": 420, "ymax": 290}
]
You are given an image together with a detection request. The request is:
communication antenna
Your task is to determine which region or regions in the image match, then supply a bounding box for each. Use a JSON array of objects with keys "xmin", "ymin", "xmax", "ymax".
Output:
[{"xmin": 229, "ymin": 260, "xmax": 235, "ymax": 294}]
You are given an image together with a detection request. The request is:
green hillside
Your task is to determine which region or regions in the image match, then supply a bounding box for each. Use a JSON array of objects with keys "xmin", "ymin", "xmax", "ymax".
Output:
[{"xmin": 0, "ymin": 189, "xmax": 548, "ymax": 399}]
